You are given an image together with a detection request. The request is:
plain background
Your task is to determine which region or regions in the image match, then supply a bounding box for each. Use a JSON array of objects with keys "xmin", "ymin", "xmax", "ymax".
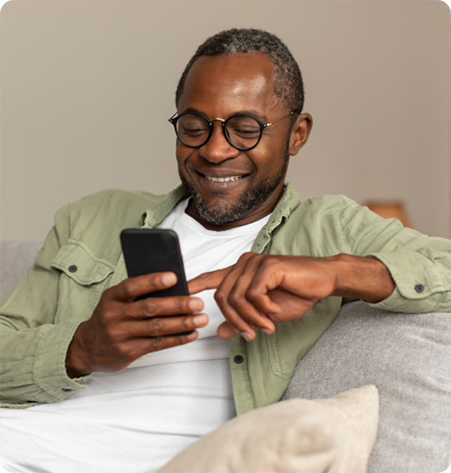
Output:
[{"xmin": 1, "ymin": 0, "xmax": 450, "ymax": 241}]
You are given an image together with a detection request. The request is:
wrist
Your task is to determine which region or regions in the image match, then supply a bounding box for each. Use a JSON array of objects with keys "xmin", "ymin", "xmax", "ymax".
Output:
[
  {"xmin": 65, "ymin": 322, "xmax": 93, "ymax": 378},
  {"xmin": 330, "ymin": 254, "xmax": 395, "ymax": 303}
]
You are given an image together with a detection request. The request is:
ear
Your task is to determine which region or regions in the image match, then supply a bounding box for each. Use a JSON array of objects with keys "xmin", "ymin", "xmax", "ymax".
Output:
[{"xmin": 288, "ymin": 113, "xmax": 313, "ymax": 156}]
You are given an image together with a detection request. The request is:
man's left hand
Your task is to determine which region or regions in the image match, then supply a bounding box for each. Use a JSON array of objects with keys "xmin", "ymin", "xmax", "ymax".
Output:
[{"xmin": 188, "ymin": 252, "xmax": 395, "ymax": 341}]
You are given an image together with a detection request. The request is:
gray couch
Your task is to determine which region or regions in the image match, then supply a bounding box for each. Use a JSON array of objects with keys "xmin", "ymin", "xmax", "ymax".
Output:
[{"xmin": 1, "ymin": 240, "xmax": 451, "ymax": 473}]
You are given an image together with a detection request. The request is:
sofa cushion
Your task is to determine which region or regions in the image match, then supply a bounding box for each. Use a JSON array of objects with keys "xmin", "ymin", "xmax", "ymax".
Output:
[
  {"xmin": 159, "ymin": 385, "xmax": 379, "ymax": 473},
  {"xmin": 0, "ymin": 240, "xmax": 44, "ymax": 299},
  {"xmin": 282, "ymin": 300, "xmax": 451, "ymax": 473}
]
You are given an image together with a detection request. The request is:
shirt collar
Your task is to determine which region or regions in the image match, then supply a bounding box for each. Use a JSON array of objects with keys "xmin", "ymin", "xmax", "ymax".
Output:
[
  {"xmin": 141, "ymin": 181, "xmax": 300, "ymax": 230},
  {"xmin": 142, "ymin": 184, "xmax": 189, "ymax": 228}
]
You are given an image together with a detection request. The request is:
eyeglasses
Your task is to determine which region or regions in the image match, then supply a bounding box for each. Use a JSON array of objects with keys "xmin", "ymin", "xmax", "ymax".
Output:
[{"xmin": 168, "ymin": 111, "xmax": 297, "ymax": 151}]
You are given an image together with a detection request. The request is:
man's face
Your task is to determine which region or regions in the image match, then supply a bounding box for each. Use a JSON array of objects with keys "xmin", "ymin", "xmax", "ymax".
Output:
[{"xmin": 176, "ymin": 53, "xmax": 299, "ymax": 230}]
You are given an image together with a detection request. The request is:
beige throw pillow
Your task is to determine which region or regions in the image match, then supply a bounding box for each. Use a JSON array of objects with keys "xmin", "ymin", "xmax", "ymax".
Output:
[{"xmin": 159, "ymin": 384, "xmax": 379, "ymax": 473}]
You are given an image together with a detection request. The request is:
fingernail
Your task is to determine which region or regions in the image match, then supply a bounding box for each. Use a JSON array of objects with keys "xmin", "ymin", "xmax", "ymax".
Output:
[
  {"xmin": 193, "ymin": 314, "xmax": 208, "ymax": 326},
  {"xmin": 262, "ymin": 328, "xmax": 273, "ymax": 335},
  {"xmin": 162, "ymin": 273, "xmax": 176, "ymax": 286},
  {"xmin": 241, "ymin": 332, "xmax": 253, "ymax": 341},
  {"xmin": 189, "ymin": 299, "xmax": 203, "ymax": 312}
]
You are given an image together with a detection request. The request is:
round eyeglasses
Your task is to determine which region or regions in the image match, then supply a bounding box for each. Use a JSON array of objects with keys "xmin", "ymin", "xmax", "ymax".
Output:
[{"xmin": 168, "ymin": 111, "xmax": 297, "ymax": 151}]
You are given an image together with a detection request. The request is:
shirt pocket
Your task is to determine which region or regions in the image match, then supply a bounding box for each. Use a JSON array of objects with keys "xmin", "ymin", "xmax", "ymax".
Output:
[{"xmin": 51, "ymin": 240, "xmax": 116, "ymax": 323}]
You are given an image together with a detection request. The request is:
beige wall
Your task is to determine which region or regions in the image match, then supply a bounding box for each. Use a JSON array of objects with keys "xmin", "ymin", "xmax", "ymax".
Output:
[{"xmin": 1, "ymin": 0, "xmax": 450, "ymax": 240}]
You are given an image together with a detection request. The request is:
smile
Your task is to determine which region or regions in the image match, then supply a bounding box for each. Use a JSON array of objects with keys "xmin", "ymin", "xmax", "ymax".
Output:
[{"xmin": 205, "ymin": 175, "xmax": 244, "ymax": 182}]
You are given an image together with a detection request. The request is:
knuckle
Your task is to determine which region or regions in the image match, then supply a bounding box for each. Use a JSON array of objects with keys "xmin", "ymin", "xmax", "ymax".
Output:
[
  {"xmin": 99, "ymin": 306, "xmax": 117, "ymax": 325},
  {"xmin": 182, "ymin": 316, "xmax": 193, "ymax": 331},
  {"xmin": 214, "ymin": 291, "xmax": 227, "ymax": 306},
  {"xmin": 246, "ymin": 286, "xmax": 260, "ymax": 301},
  {"xmin": 143, "ymin": 298, "xmax": 158, "ymax": 316},
  {"xmin": 105, "ymin": 325, "xmax": 122, "ymax": 343},
  {"xmin": 176, "ymin": 297, "xmax": 188, "ymax": 313},
  {"xmin": 116, "ymin": 344, "xmax": 134, "ymax": 362},
  {"xmin": 120, "ymin": 280, "xmax": 135, "ymax": 300},
  {"xmin": 147, "ymin": 318, "xmax": 164, "ymax": 336},
  {"xmin": 228, "ymin": 292, "xmax": 241, "ymax": 309},
  {"xmin": 151, "ymin": 336, "xmax": 166, "ymax": 352}
]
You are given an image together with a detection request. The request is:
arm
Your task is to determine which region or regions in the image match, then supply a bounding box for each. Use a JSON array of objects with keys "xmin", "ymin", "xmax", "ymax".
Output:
[
  {"xmin": 189, "ymin": 199, "xmax": 451, "ymax": 341},
  {"xmin": 0, "ymin": 203, "xmax": 79, "ymax": 406},
  {"xmin": 189, "ymin": 252, "xmax": 395, "ymax": 340},
  {"xmin": 0, "ymin": 202, "xmax": 207, "ymax": 405}
]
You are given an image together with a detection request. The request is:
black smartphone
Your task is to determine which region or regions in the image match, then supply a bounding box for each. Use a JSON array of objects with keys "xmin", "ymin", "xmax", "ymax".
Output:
[{"xmin": 120, "ymin": 229, "xmax": 189, "ymax": 300}]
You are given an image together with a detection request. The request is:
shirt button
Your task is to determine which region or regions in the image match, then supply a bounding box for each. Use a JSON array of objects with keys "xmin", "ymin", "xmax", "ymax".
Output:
[
  {"xmin": 234, "ymin": 355, "xmax": 244, "ymax": 364},
  {"xmin": 68, "ymin": 265, "xmax": 78, "ymax": 273},
  {"xmin": 415, "ymin": 284, "xmax": 424, "ymax": 293}
]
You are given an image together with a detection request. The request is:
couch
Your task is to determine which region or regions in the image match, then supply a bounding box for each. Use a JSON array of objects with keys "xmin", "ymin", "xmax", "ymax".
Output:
[{"xmin": 1, "ymin": 240, "xmax": 451, "ymax": 472}]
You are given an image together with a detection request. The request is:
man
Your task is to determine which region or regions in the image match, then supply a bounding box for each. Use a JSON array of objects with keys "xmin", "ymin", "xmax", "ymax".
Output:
[{"xmin": 1, "ymin": 28, "xmax": 450, "ymax": 472}]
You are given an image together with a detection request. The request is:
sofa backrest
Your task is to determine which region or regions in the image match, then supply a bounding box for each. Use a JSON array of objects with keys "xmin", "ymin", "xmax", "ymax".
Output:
[{"xmin": 0, "ymin": 240, "xmax": 44, "ymax": 299}]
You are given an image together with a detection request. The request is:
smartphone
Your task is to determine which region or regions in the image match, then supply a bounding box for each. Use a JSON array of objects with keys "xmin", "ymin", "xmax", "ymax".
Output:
[{"xmin": 120, "ymin": 229, "xmax": 189, "ymax": 300}]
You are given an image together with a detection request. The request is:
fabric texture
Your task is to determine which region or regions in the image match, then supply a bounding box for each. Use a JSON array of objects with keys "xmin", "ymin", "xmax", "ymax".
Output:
[
  {"xmin": 282, "ymin": 300, "xmax": 451, "ymax": 473},
  {"xmin": 159, "ymin": 385, "xmax": 379, "ymax": 473},
  {"xmin": 1, "ymin": 184, "xmax": 451, "ymax": 414}
]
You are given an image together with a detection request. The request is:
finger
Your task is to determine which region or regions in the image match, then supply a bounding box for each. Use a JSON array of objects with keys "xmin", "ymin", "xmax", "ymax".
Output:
[
  {"xmin": 244, "ymin": 261, "xmax": 287, "ymax": 315},
  {"xmin": 129, "ymin": 313, "xmax": 209, "ymax": 338},
  {"xmin": 126, "ymin": 296, "xmax": 204, "ymax": 319},
  {"xmin": 217, "ymin": 321, "xmax": 239, "ymax": 339},
  {"xmin": 124, "ymin": 330, "xmax": 201, "ymax": 361},
  {"xmin": 225, "ymin": 257, "xmax": 277, "ymax": 333},
  {"xmin": 214, "ymin": 268, "xmax": 259, "ymax": 340},
  {"xmin": 212, "ymin": 255, "xmax": 275, "ymax": 336},
  {"xmin": 188, "ymin": 268, "xmax": 231, "ymax": 294},
  {"xmin": 114, "ymin": 272, "xmax": 178, "ymax": 302}
]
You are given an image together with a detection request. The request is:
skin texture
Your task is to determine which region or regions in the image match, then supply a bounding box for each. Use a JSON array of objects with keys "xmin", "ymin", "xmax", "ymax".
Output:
[{"xmin": 65, "ymin": 52, "xmax": 394, "ymax": 377}]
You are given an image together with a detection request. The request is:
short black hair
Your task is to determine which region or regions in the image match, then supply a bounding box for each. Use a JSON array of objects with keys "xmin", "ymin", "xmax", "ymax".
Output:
[{"xmin": 175, "ymin": 28, "xmax": 304, "ymax": 114}]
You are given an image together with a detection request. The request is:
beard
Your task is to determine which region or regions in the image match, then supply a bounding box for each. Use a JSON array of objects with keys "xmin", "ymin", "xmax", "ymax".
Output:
[{"xmin": 181, "ymin": 142, "xmax": 290, "ymax": 226}]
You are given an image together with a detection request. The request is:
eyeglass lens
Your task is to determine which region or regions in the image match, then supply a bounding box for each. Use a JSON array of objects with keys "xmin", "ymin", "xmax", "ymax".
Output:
[{"xmin": 175, "ymin": 114, "xmax": 262, "ymax": 149}]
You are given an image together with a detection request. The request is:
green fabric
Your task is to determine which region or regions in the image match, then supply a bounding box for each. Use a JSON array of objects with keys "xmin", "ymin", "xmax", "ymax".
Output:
[{"xmin": 1, "ymin": 183, "xmax": 451, "ymax": 414}]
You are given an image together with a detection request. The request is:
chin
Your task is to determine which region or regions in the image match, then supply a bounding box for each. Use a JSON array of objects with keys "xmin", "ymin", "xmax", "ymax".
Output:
[{"xmin": 184, "ymin": 180, "xmax": 280, "ymax": 225}]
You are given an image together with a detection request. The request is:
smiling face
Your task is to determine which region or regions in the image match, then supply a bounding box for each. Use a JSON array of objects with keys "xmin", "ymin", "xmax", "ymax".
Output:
[{"xmin": 176, "ymin": 53, "xmax": 312, "ymax": 230}]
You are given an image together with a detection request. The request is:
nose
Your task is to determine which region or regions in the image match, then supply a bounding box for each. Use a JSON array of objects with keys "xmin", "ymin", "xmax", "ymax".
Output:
[{"xmin": 198, "ymin": 121, "xmax": 240, "ymax": 163}]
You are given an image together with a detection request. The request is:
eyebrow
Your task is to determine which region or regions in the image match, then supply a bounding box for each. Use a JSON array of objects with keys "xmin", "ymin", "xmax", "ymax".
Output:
[{"xmin": 179, "ymin": 107, "xmax": 269, "ymax": 123}]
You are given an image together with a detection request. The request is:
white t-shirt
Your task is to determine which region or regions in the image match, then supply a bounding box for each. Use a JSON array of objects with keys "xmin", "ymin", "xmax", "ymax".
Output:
[{"xmin": 0, "ymin": 199, "xmax": 270, "ymax": 473}]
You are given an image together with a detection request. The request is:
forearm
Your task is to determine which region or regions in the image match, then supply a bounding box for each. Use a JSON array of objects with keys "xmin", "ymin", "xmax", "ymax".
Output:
[
  {"xmin": 0, "ymin": 320, "xmax": 88, "ymax": 407},
  {"xmin": 330, "ymin": 254, "xmax": 395, "ymax": 303}
]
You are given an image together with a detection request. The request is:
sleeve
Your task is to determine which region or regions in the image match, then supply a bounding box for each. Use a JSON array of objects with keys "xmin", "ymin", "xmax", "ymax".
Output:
[
  {"xmin": 339, "ymin": 198, "xmax": 451, "ymax": 313},
  {"xmin": 0, "ymin": 203, "xmax": 89, "ymax": 408}
]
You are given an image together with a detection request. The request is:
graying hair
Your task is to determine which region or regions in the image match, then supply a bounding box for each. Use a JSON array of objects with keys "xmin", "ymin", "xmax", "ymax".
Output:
[{"xmin": 175, "ymin": 28, "xmax": 304, "ymax": 114}]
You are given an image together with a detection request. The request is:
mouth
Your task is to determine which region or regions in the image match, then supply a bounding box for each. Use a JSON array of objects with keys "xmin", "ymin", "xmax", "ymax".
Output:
[{"xmin": 204, "ymin": 175, "xmax": 245, "ymax": 183}]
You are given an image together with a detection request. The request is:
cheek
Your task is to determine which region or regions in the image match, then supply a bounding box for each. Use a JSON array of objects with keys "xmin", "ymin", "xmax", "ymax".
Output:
[
  {"xmin": 175, "ymin": 144, "xmax": 193, "ymax": 170},
  {"xmin": 249, "ymin": 143, "xmax": 284, "ymax": 175}
]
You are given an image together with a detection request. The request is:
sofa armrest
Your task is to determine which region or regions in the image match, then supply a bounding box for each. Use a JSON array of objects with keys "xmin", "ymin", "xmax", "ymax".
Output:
[{"xmin": 282, "ymin": 300, "xmax": 451, "ymax": 473}]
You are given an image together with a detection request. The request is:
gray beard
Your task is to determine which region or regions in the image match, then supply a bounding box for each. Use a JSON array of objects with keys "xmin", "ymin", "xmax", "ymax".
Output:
[{"xmin": 182, "ymin": 148, "xmax": 289, "ymax": 226}]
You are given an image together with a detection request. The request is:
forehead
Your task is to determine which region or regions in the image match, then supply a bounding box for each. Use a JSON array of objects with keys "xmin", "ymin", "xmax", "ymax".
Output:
[{"xmin": 177, "ymin": 53, "xmax": 283, "ymax": 117}]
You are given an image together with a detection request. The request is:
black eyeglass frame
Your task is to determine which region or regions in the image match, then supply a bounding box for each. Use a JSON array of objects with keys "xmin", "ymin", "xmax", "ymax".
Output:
[{"xmin": 168, "ymin": 110, "xmax": 298, "ymax": 151}]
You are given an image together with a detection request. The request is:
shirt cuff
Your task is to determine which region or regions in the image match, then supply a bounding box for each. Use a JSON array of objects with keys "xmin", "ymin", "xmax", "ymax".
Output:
[
  {"xmin": 33, "ymin": 319, "xmax": 90, "ymax": 403},
  {"xmin": 365, "ymin": 252, "xmax": 447, "ymax": 312}
]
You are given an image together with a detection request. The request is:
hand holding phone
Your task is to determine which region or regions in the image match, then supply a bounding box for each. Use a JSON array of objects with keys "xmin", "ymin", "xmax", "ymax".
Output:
[{"xmin": 65, "ymin": 229, "xmax": 207, "ymax": 378}]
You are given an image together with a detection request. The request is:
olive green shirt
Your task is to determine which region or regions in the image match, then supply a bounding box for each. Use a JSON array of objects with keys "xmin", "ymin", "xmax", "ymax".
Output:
[{"xmin": 1, "ymin": 183, "xmax": 451, "ymax": 414}]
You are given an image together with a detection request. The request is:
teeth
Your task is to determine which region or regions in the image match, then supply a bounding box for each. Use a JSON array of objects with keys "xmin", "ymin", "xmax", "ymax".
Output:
[{"xmin": 206, "ymin": 175, "xmax": 243, "ymax": 182}]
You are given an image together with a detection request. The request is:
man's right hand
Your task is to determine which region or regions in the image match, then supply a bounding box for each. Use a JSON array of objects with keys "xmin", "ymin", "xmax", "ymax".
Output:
[{"xmin": 65, "ymin": 272, "xmax": 207, "ymax": 378}]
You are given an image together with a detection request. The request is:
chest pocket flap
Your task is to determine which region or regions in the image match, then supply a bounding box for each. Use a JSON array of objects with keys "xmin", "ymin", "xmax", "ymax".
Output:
[{"xmin": 51, "ymin": 239, "xmax": 115, "ymax": 285}]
